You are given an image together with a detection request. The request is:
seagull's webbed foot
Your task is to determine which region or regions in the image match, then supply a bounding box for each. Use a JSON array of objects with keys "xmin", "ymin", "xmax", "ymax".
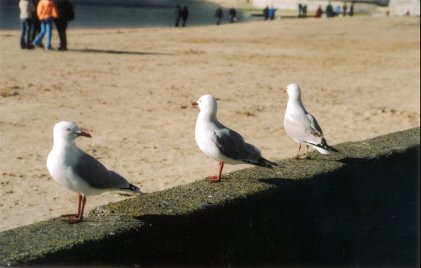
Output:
[
  {"xmin": 206, "ymin": 175, "xmax": 221, "ymax": 183},
  {"xmin": 61, "ymin": 213, "xmax": 79, "ymax": 218},
  {"xmin": 63, "ymin": 214, "xmax": 83, "ymax": 224},
  {"xmin": 294, "ymin": 154, "xmax": 309, "ymax": 160}
]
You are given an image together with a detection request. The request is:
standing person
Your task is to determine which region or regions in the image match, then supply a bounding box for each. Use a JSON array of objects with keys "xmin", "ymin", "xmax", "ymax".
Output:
[
  {"xmin": 269, "ymin": 6, "xmax": 277, "ymax": 20},
  {"xmin": 215, "ymin": 6, "xmax": 223, "ymax": 25},
  {"xmin": 32, "ymin": 0, "xmax": 58, "ymax": 50},
  {"xmin": 31, "ymin": 0, "xmax": 42, "ymax": 47},
  {"xmin": 263, "ymin": 6, "xmax": 269, "ymax": 20},
  {"xmin": 54, "ymin": 0, "xmax": 74, "ymax": 51},
  {"xmin": 181, "ymin": 6, "xmax": 189, "ymax": 27},
  {"xmin": 228, "ymin": 7, "xmax": 236, "ymax": 23},
  {"xmin": 315, "ymin": 5, "xmax": 323, "ymax": 18},
  {"xmin": 326, "ymin": 2, "xmax": 334, "ymax": 17},
  {"xmin": 342, "ymin": 2, "xmax": 348, "ymax": 16},
  {"xmin": 19, "ymin": 0, "xmax": 35, "ymax": 49},
  {"xmin": 174, "ymin": 5, "xmax": 181, "ymax": 27}
]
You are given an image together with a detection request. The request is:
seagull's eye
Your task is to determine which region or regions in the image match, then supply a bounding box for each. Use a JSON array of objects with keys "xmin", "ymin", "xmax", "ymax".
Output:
[{"xmin": 66, "ymin": 128, "xmax": 72, "ymax": 132}]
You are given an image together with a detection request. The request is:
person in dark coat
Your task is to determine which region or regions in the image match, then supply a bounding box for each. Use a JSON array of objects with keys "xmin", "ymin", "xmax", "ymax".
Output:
[
  {"xmin": 181, "ymin": 6, "xmax": 189, "ymax": 27},
  {"xmin": 54, "ymin": 0, "xmax": 74, "ymax": 51},
  {"xmin": 31, "ymin": 0, "xmax": 42, "ymax": 47},
  {"xmin": 228, "ymin": 7, "xmax": 237, "ymax": 23},
  {"xmin": 215, "ymin": 6, "xmax": 223, "ymax": 25},
  {"xmin": 263, "ymin": 6, "xmax": 269, "ymax": 20}
]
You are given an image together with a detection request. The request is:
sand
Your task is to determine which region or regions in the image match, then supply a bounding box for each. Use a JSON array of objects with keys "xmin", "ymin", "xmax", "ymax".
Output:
[{"xmin": 0, "ymin": 16, "xmax": 419, "ymax": 232}]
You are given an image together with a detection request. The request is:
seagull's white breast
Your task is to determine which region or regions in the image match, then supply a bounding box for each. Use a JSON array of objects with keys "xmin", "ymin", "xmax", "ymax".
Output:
[
  {"xmin": 47, "ymin": 145, "xmax": 102, "ymax": 195},
  {"xmin": 195, "ymin": 119, "xmax": 222, "ymax": 160}
]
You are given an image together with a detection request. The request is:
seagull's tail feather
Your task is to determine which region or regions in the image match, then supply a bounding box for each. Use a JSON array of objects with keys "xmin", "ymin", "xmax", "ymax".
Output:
[
  {"xmin": 310, "ymin": 138, "xmax": 339, "ymax": 154},
  {"xmin": 245, "ymin": 157, "xmax": 278, "ymax": 169}
]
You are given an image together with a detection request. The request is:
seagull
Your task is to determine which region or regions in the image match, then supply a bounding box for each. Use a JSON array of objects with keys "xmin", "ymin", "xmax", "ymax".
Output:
[
  {"xmin": 192, "ymin": 94, "xmax": 277, "ymax": 182},
  {"xmin": 283, "ymin": 84, "xmax": 338, "ymax": 159},
  {"xmin": 47, "ymin": 121, "xmax": 142, "ymax": 224}
]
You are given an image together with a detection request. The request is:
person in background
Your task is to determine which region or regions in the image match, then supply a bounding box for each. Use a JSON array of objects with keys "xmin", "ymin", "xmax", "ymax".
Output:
[
  {"xmin": 269, "ymin": 5, "xmax": 277, "ymax": 20},
  {"xmin": 174, "ymin": 5, "xmax": 181, "ymax": 27},
  {"xmin": 315, "ymin": 5, "xmax": 323, "ymax": 18},
  {"xmin": 263, "ymin": 6, "xmax": 269, "ymax": 20},
  {"xmin": 228, "ymin": 7, "xmax": 237, "ymax": 23},
  {"xmin": 334, "ymin": 5, "xmax": 341, "ymax": 16},
  {"xmin": 181, "ymin": 6, "xmax": 189, "ymax": 27},
  {"xmin": 33, "ymin": 0, "xmax": 58, "ymax": 50},
  {"xmin": 31, "ymin": 0, "xmax": 42, "ymax": 46},
  {"xmin": 326, "ymin": 2, "xmax": 334, "ymax": 17},
  {"xmin": 215, "ymin": 6, "xmax": 223, "ymax": 25},
  {"xmin": 54, "ymin": 0, "xmax": 74, "ymax": 51},
  {"xmin": 302, "ymin": 4, "xmax": 307, "ymax": 17},
  {"xmin": 19, "ymin": 0, "xmax": 35, "ymax": 49},
  {"xmin": 342, "ymin": 2, "xmax": 348, "ymax": 16}
]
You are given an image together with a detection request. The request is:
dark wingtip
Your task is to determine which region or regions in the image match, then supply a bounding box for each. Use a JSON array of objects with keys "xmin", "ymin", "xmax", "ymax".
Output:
[
  {"xmin": 125, "ymin": 184, "xmax": 143, "ymax": 194},
  {"xmin": 258, "ymin": 157, "xmax": 278, "ymax": 169},
  {"xmin": 318, "ymin": 138, "xmax": 339, "ymax": 153},
  {"xmin": 329, "ymin": 147, "xmax": 339, "ymax": 153}
]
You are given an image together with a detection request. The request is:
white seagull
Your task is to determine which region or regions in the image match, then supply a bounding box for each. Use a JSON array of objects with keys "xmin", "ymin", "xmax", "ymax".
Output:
[
  {"xmin": 283, "ymin": 84, "xmax": 338, "ymax": 158},
  {"xmin": 193, "ymin": 94, "xmax": 277, "ymax": 182},
  {"xmin": 47, "ymin": 121, "xmax": 142, "ymax": 224}
]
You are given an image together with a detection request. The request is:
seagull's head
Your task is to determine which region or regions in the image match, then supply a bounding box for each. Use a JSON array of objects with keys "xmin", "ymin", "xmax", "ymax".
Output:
[
  {"xmin": 284, "ymin": 84, "xmax": 301, "ymax": 100},
  {"xmin": 192, "ymin": 94, "xmax": 218, "ymax": 116},
  {"xmin": 53, "ymin": 121, "xmax": 92, "ymax": 142}
]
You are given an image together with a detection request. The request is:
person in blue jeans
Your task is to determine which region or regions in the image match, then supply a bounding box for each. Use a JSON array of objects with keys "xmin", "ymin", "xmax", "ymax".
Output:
[
  {"xmin": 19, "ymin": 0, "xmax": 35, "ymax": 49},
  {"xmin": 33, "ymin": 18, "xmax": 54, "ymax": 49},
  {"xmin": 32, "ymin": 0, "xmax": 58, "ymax": 50}
]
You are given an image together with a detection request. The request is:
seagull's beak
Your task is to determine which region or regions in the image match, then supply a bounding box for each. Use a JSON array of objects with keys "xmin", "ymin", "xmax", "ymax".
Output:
[
  {"xmin": 192, "ymin": 101, "xmax": 198, "ymax": 107},
  {"xmin": 77, "ymin": 130, "xmax": 92, "ymax": 138}
]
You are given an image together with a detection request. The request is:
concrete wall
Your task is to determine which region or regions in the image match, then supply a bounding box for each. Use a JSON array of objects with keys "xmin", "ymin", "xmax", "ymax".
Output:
[{"xmin": 0, "ymin": 128, "xmax": 419, "ymax": 267}]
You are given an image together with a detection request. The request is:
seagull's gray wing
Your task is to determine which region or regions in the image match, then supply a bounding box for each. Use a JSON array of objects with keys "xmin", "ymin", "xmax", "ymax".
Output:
[
  {"xmin": 305, "ymin": 112, "xmax": 324, "ymax": 137},
  {"xmin": 73, "ymin": 151, "xmax": 130, "ymax": 190},
  {"xmin": 214, "ymin": 127, "xmax": 261, "ymax": 161},
  {"xmin": 285, "ymin": 112, "xmax": 324, "ymax": 144}
]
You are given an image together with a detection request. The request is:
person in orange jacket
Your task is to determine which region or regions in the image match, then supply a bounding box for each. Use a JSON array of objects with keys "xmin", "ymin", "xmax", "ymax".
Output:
[{"xmin": 33, "ymin": 0, "xmax": 58, "ymax": 50}]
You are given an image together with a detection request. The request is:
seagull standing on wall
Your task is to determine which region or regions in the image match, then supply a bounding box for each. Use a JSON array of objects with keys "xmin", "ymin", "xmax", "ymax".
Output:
[
  {"xmin": 193, "ymin": 94, "xmax": 277, "ymax": 182},
  {"xmin": 283, "ymin": 84, "xmax": 338, "ymax": 158},
  {"xmin": 47, "ymin": 121, "xmax": 142, "ymax": 224}
]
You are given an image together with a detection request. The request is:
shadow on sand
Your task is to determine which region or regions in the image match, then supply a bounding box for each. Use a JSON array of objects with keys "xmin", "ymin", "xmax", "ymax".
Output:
[{"xmin": 69, "ymin": 48, "xmax": 171, "ymax": 56}]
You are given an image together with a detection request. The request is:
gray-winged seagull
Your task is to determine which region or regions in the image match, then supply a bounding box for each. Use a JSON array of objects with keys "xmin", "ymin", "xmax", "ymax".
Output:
[
  {"xmin": 283, "ymin": 84, "xmax": 338, "ymax": 158},
  {"xmin": 47, "ymin": 121, "xmax": 142, "ymax": 223},
  {"xmin": 192, "ymin": 94, "xmax": 277, "ymax": 182}
]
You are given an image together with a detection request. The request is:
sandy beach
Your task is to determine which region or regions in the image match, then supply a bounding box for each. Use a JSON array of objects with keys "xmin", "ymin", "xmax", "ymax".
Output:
[{"xmin": 0, "ymin": 16, "xmax": 419, "ymax": 231}]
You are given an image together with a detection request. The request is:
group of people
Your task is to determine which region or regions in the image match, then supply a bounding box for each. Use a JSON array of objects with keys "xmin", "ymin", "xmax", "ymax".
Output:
[
  {"xmin": 263, "ymin": 6, "xmax": 277, "ymax": 20},
  {"xmin": 322, "ymin": 1, "xmax": 354, "ymax": 18},
  {"xmin": 214, "ymin": 6, "xmax": 238, "ymax": 25},
  {"xmin": 260, "ymin": 1, "xmax": 354, "ymax": 20},
  {"xmin": 175, "ymin": 5, "xmax": 238, "ymax": 27},
  {"xmin": 174, "ymin": 5, "xmax": 189, "ymax": 27},
  {"xmin": 19, "ymin": 0, "xmax": 74, "ymax": 51}
]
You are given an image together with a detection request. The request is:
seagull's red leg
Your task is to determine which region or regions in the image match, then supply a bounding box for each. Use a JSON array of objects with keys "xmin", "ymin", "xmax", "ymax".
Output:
[
  {"xmin": 63, "ymin": 193, "xmax": 86, "ymax": 224},
  {"xmin": 304, "ymin": 145, "xmax": 309, "ymax": 158},
  {"xmin": 61, "ymin": 193, "xmax": 82, "ymax": 218},
  {"xmin": 207, "ymin": 161, "xmax": 224, "ymax": 183},
  {"xmin": 294, "ymin": 144, "xmax": 302, "ymax": 159}
]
